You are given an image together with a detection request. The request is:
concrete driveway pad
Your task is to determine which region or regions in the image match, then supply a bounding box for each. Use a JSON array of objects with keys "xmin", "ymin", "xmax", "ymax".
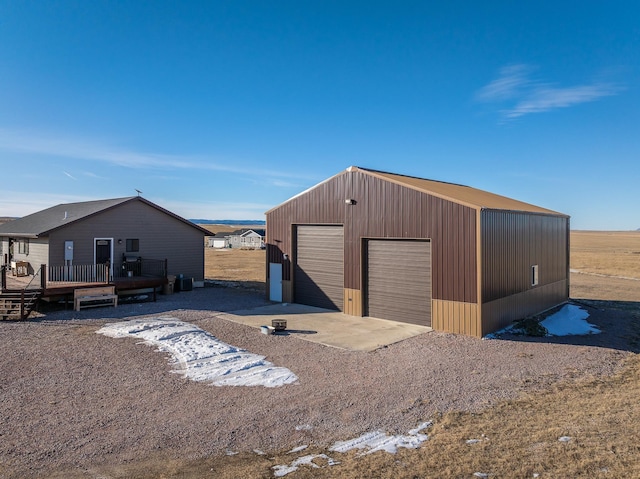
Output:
[{"xmin": 217, "ymin": 302, "xmax": 431, "ymax": 352}]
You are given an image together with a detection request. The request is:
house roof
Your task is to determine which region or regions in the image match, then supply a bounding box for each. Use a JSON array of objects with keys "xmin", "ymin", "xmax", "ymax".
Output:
[
  {"xmin": 267, "ymin": 166, "xmax": 566, "ymax": 216},
  {"xmin": 0, "ymin": 196, "xmax": 211, "ymax": 238},
  {"xmin": 231, "ymin": 228, "xmax": 266, "ymax": 237}
]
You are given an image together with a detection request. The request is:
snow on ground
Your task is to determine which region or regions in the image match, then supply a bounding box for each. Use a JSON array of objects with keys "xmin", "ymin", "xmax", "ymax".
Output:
[
  {"xmin": 273, "ymin": 454, "xmax": 340, "ymax": 477},
  {"xmin": 272, "ymin": 422, "xmax": 433, "ymax": 477},
  {"xmin": 96, "ymin": 318, "xmax": 298, "ymax": 387},
  {"xmin": 486, "ymin": 303, "xmax": 600, "ymax": 338},
  {"xmin": 540, "ymin": 304, "xmax": 600, "ymax": 336},
  {"xmin": 328, "ymin": 421, "xmax": 432, "ymax": 456}
]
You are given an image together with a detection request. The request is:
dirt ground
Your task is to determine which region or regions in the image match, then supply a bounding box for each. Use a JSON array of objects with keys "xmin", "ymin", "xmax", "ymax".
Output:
[{"xmin": 0, "ymin": 230, "xmax": 638, "ymax": 478}]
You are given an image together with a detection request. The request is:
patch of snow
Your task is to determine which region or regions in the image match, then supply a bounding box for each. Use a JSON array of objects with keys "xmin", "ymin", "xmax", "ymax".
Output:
[
  {"xmin": 272, "ymin": 454, "xmax": 339, "ymax": 477},
  {"xmin": 287, "ymin": 445, "xmax": 308, "ymax": 454},
  {"xmin": 541, "ymin": 305, "xmax": 600, "ymax": 336},
  {"xmin": 329, "ymin": 422, "xmax": 432, "ymax": 456},
  {"xmin": 474, "ymin": 473, "xmax": 489, "ymax": 478},
  {"xmin": 253, "ymin": 449, "xmax": 266, "ymax": 455},
  {"xmin": 558, "ymin": 436, "xmax": 572, "ymax": 442},
  {"xmin": 272, "ymin": 464, "xmax": 298, "ymax": 477},
  {"xmin": 408, "ymin": 421, "xmax": 433, "ymax": 435},
  {"xmin": 466, "ymin": 439, "xmax": 481, "ymax": 444},
  {"xmin": 485, "ymin": 304, "xmax": 600, "ymax": 338},
  {"xmin": 295, "ymin": 424, "xmax": 313, "ymax": 431},
  {"xmin": 96, "ymin": 318, "xmax": 298, "ymax": 388}
]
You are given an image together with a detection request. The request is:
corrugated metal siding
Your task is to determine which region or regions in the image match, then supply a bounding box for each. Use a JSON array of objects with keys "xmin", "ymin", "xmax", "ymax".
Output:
[
  {"xmin": 344, "ymin": 288, "xmax": 362, "ymax": 316},
  {"xmin": 432, "ymin": 300, "xmax": 480, "ymax": 337},
  {"xmin": 266, "ymin": 169, "xmax": 477, "ymax": 304},
  {"xmin": 365, "ymin": 240, "xmax": 431, "ymax": 326},
  {"xmin": 47, "ymin": 201, "xmax": 205, "ymax": 281},
  {"xmin": 482, "ymin": 280, "xmax": 568, "ymax": 335},
  {"xmin": 294, "ymin": 226, "xmax": 344, "ymax": 310},
  {"xmin": 481, "ymin": 210, "xmax": 569, "ymax": 303}
]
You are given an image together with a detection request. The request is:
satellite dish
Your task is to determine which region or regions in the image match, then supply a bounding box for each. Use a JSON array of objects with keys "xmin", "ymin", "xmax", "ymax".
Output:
[{"xmin": 135, "ymin": 189, "xmax": 143, "ymax": 196}]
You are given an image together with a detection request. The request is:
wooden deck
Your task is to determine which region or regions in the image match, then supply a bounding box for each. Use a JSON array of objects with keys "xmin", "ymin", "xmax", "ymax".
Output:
[{"xmin": 4, "ymin": 273, "xmax": 166, "ymax": 299}]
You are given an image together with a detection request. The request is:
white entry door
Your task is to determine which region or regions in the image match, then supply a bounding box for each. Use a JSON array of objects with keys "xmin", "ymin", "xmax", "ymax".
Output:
[{"xmin": 269, "ymin": 263, "xmax": 283, "ymax": 302}]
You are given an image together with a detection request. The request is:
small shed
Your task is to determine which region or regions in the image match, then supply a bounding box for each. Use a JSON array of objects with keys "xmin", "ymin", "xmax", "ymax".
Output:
[{"xmin": 265, "ymin": 166, "xmax": 570, "ymax": 337}]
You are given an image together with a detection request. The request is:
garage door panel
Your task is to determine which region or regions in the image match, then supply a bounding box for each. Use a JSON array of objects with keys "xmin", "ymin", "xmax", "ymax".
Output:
[
  {"xmin": 295, "ymin": 226, "xmax": 344, "ymax": 310},
  {"xmin": 367, "ymin": 240, "xmax": 431, "ymax": 327}
]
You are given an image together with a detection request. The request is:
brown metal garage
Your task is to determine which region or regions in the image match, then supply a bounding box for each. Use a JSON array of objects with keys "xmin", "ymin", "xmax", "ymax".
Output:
[{"xmin": 265, "ymin": 166, "xmax": 569, "ymax": 338}]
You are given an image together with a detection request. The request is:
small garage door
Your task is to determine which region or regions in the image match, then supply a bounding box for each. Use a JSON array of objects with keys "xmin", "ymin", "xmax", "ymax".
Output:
[
  {"xmin": 295, "ymin": 225, "xmax": 344, "ymax": 310},
  {"xmin": 366, "ymin": 240, "xmax": 431, "ymax": 326}
]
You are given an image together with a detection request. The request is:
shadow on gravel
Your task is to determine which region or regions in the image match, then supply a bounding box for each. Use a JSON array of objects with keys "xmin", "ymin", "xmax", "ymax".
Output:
[
  {"xmin": 28, "ymin": 284, "xmax": 270, "ymax": 323},
  {"xmin": 493, "ymin": 299, "xmax": 640, "ymax": 353}
]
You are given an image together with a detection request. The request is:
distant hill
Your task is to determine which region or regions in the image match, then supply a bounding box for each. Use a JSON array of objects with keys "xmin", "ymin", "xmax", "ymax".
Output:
[{"xmin": 190, "ymin": 219, "xmax": 265, "ymax": 226}]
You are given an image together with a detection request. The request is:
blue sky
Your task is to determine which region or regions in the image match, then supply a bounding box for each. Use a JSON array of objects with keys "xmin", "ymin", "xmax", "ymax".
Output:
[{"xmin": 0, "ymin": 1, "xmax": 638, "ymax": 229}]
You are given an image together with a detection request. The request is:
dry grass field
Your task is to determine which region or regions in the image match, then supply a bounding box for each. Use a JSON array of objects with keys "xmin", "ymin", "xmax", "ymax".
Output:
[
  {"xmin": 151, "ymin": 229, "xmax": 638, "ymax": 479},
  {"xmin": 571, "ymin": 230, "xmax": 640, "ymax": 279},
  {"xmin": 201, "ymin": 224, "xmax": 266, "ymax": 293}
]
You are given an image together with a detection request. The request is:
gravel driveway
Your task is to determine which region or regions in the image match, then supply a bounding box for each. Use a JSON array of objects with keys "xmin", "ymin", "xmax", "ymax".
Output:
[{"xmin": 0, "ymin": 285, "xmax": 633, "ymax": 478}]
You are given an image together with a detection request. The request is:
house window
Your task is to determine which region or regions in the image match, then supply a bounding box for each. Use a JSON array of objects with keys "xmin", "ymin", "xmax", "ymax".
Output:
[
  {"xmin": 531, "ymin": 264, "xmax": 539, "ymax": 286},
  {"xmin": 126, "ymin": 239, "xmax": 139, "ymax": 253},
  {"xmin": 18, "ymin": 239, "xmax": 29, "ymax": 255}
]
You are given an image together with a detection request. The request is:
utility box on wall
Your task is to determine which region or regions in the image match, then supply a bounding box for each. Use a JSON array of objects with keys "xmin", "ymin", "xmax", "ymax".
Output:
[{"xmin": 64, "ymin": 241, "xmax": 74, "ymax": 261}]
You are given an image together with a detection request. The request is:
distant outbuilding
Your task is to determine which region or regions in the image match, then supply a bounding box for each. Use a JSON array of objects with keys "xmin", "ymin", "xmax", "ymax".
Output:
[{"xmin": 265, "ymin": 166, "xmax": 570, "ymax": 337}]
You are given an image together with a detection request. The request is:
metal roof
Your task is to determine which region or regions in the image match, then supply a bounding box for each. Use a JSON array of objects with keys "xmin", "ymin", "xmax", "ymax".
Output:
[
  {"xmin": 0, "ymin": 196, "xmax": 211, "ymax": 237},
  {"xmin": 268, "ymin": 166, "xmax": 566, "ymax": 216},
  {"xmin": 357, "ymin": 167, "xmax": 566, "ymax": 215}
]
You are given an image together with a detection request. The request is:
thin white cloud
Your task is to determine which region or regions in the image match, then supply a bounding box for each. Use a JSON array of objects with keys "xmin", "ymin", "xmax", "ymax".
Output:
[
  {"xmin": 0, "ymin": 128, "xmax": 315, "ymax": 182},
  {"xmin": 475, "ymin": 64, "xmax": 533, "ymax": 102},
  {"xmin": 63, "ymin": 171, "xmax": 77, "ymax": 180},
  {"xmin": 504, "ymin": 83, "xmax": 620, "ymax": 118},
  {"xmin": 476, "ymin": 64, "xmax": 622, "ymax": 119}
]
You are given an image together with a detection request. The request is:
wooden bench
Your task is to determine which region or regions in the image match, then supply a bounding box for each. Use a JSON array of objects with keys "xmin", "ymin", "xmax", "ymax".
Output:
[{"xmin": 74, "ymin": 286, "xmax": 118, "ymax": 311}]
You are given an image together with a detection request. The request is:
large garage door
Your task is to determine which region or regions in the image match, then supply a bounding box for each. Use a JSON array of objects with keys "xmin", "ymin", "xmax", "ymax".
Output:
[
  {"xmin": 295, "ymin": 225, "xmax": 344, "ymax": 310},
  {"xmin": 366, "ymin": 240, "xmax": 431, "ymax": 326}
]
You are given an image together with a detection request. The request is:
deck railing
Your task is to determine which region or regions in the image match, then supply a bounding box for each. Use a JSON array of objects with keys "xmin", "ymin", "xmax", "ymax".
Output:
[
  {"xmin": 24, "ymin": 265, "xmax": 45, "ymax": 290},
  {"xmin": 114, "ymin": 258, "xmax": 167, "ymax": 279},
  {"xmin": 48, "ymin": 264, "xmax": 111, "ymax": 283}
]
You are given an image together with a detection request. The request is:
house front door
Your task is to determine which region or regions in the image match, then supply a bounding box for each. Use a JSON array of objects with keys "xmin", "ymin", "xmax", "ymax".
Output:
[{"xmin": 95, "ymin": 239, "xmax": 112, "ymax": 281}]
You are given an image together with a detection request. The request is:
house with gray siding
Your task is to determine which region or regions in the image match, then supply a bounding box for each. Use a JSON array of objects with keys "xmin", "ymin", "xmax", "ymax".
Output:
[
  {"xmin": 0, "ymin": 196, "xmax": 210, "ymax": 286},
  {"xmin": 228, "ymin": 229, "xmax": 265, "ymax": 249}
]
